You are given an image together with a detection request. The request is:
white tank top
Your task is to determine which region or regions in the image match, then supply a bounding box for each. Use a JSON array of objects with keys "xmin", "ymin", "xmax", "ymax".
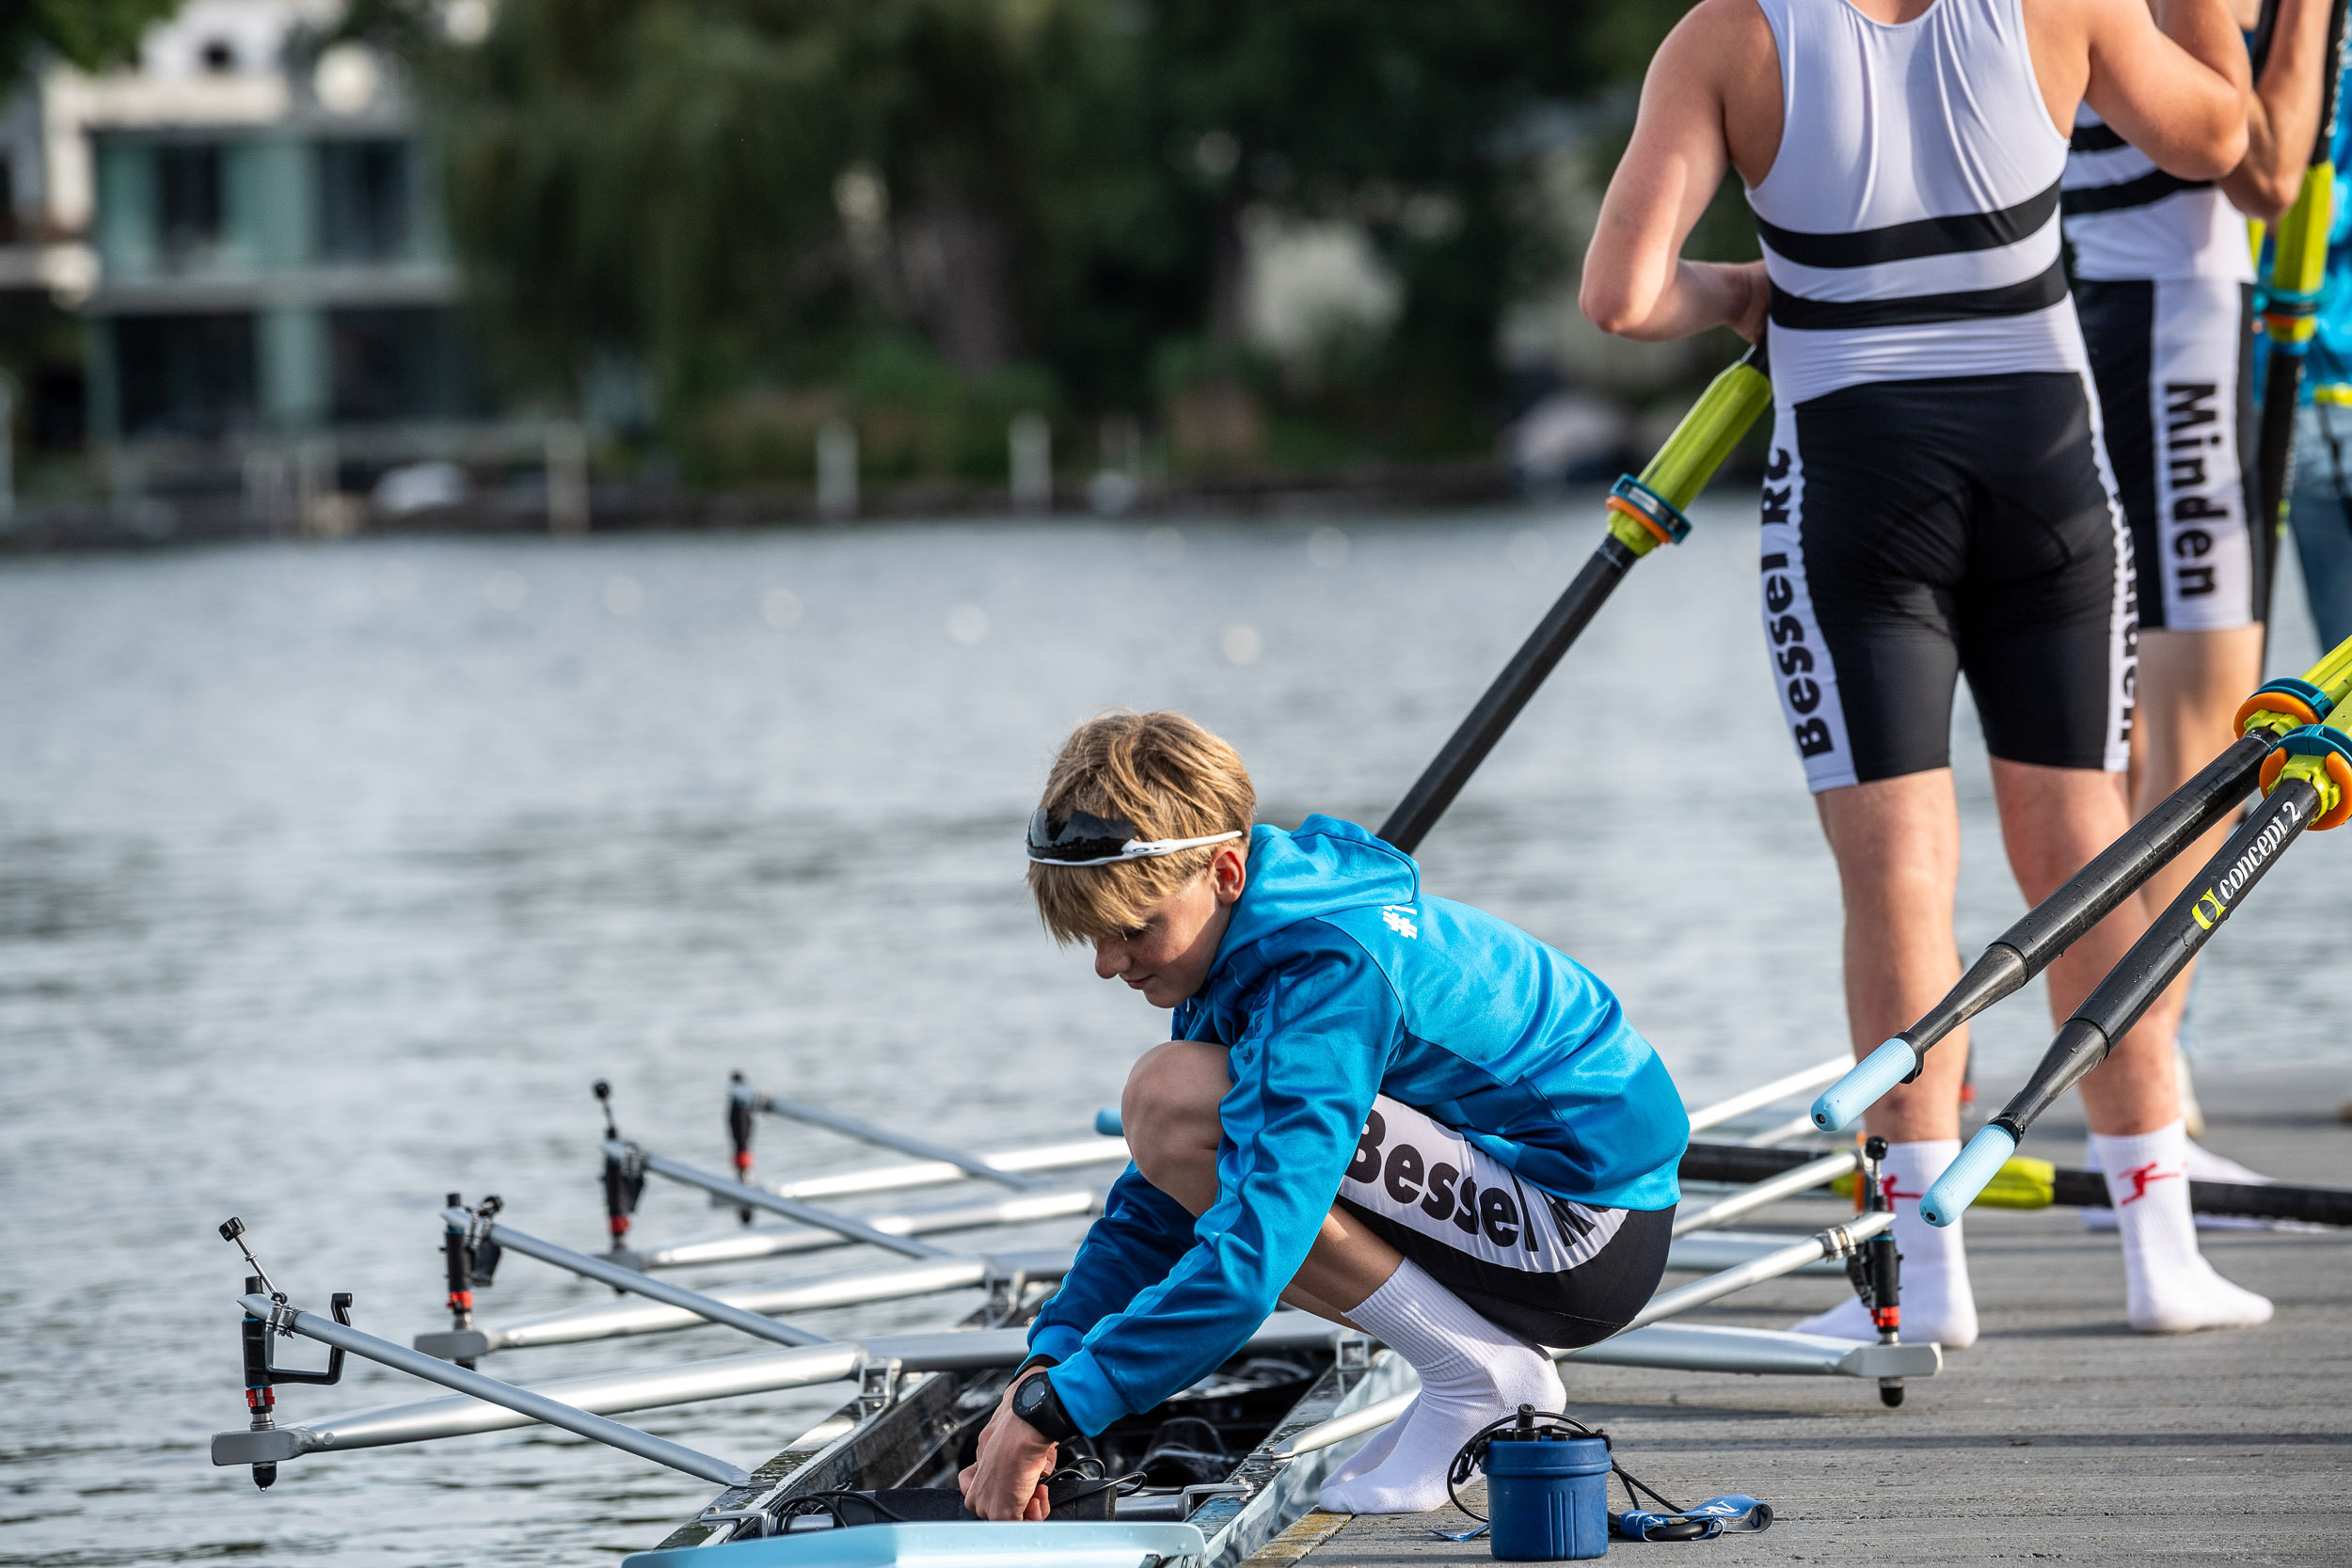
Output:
[
  {"xmin": 1747, "ymin": 0, "xmax": 2088, "ymax": 404},
  {"xmin": 2061, "ymin": 108, "xmax": 2253, "ymax": 282}
]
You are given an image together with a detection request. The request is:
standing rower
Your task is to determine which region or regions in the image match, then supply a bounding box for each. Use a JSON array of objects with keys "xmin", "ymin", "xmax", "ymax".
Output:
[
  {"xmin": 1581, "ymin": 0, "xmax": 2271, "ymax": 1338},
  {"xmin": 2066, "ymin": 0, "xmax": 2335, "ymax": 1126}
]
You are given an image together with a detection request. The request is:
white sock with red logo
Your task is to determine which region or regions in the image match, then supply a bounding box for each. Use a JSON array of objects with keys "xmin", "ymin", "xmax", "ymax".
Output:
[
  {"xmin": 1317, "ymin": 1259, "xmax": 1563, "ymax": 1515},
  {"xmin": 2090, "ymin": 1120, "xmax": 2272, "ymax": 1333},
  {"xmin": 2079, "ymin": 1133, "xmax": 2274, "ymax": 1230},
  {"xmin": 1789, "ymin": 1138, "xmax": 1978, "ymax": 1350}
]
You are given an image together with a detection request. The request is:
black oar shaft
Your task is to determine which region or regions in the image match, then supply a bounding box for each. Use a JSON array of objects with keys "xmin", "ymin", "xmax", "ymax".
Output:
[
  {"xmin": 1377, "ymin": 535, "xmax": 1639, "ymax": 853},
  {"xmin": 2000, "ymin": 734, "xmax": 2271, "ymax": 969},
  {"xmin": 1992, "ymin": 777, "xmax": 2322, "ymax": 1140},
  {"xmin": 1902, "ymin": 733, "xmax": 2270, "ymax": 1051},
  {"xmin": 1817, "ymin": 730, "xmax": 2276, "ymax": 1128},
  {"xmin": 1677, "ymin": 1139, "xmax": 2352, "ymax": 1224}
]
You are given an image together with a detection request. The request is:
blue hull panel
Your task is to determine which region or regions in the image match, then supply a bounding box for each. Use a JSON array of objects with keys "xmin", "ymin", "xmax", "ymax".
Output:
[{"xmin": 623, "ymin": 1520, "xmax": 1208, "ymax": 1567}]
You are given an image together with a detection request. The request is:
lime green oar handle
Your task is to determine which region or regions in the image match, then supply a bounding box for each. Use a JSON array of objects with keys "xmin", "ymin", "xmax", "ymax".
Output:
[{"xmin": 1604, "ymin": 343, "xmax": 1776, "ymax": 557}]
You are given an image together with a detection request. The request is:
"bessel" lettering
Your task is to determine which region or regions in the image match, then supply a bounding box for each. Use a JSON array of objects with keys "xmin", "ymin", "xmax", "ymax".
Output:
[{"xmin": 1760, "ymin": 448, "xmax": 1833, "ymax": 758}]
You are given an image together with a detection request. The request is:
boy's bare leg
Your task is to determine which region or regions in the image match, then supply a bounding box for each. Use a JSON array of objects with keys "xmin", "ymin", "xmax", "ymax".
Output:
[{"xmin": 1122, "ymin": 1039, "xmax": 1403, "ymax": 1324}]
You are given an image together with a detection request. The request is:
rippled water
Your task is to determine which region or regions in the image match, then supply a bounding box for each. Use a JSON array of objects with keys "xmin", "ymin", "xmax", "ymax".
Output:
[{"xmin": 0, "ymin": 503, "xmax": 2335, "ymax": 1565}]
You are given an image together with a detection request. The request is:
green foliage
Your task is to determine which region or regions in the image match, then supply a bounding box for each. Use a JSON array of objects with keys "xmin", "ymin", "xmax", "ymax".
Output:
[
  {"xmin": 2, "ymin": 0, "xmax": 182, "ymax": 86},
  {"xmin": 680, "ymin": 336, "xmax": 1056, "ymax": 485},
  {"xmin": 359, "ymin": 0, "xmax": 1704, "ymax": 482}
]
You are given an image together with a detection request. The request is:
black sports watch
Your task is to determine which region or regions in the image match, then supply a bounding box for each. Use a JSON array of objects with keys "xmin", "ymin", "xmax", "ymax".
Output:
[{"xmin": 1009, "ymin": 1368, "xmax": 1079, "ymax": 1444}]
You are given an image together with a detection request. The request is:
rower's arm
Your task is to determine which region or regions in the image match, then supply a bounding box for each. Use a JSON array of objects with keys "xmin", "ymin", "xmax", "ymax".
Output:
[
  {"xmin": 1025, "ymin": 1166, "xmax": 1196, "ymax": 1365},
  {"xmin": 2076, "ymin": 0, "xmax": 2250, "ymax": 180},
  {"xmin": 2221, "ymin": 0, "xmax": 2334, "ymax": 221},
  {"xmin": 1580, "ymin": 1, "xmax": 1768, "ymax": 343}
]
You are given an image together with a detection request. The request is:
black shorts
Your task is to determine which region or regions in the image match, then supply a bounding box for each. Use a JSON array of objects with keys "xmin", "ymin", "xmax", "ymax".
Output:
[
  {"xmin": 1758, "ymin": 371, "xmax": 2137, "ymax": 792},
  {"xmin": 2074, "ymin": 277, "xmax": 2261, "ymax": 631},
  {"xmin": 1336, "ymin": 1097, "xmax": 1674, "ymax": 1350}
]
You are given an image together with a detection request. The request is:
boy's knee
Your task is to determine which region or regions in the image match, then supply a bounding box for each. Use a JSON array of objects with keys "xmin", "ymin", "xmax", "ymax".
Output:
[{"xmin": 1122, "ymin": 1041, "xmax": 1226, "ymax": 1180}]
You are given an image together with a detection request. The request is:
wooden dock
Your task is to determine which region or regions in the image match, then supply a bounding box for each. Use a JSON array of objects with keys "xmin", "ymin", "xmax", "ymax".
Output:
[{"xmin": 1247, "ymin": 1065, "xmax": 2352, "ymax": 1566}]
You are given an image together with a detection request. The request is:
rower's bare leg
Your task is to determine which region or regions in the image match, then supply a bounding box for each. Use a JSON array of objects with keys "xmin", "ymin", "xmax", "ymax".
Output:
[
  {"xmin": 1122, "ymin": 1040, "xmax": 1565, "ymax": 1513},
  {"xmin": 2130, "ymin": 626, "xmax": 2264, "ymax": 1134},
  {"xmin": 1801, "ymin": 769, "xmax": 1978, "ymax": 1346},
  {"xmin": 1986, "ymin": 760, "xmax": 2179, "ymax": 1133},
  {"xmin": 1987, "ymin": 756, "xmax": 2269, "ymax": 1332}
]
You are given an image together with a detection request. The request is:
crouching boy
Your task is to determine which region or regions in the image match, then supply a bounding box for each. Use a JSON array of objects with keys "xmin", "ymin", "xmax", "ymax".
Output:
[{"xmin": 961, "ymin": 711, "xmax": 1687, "ymax": 1518}]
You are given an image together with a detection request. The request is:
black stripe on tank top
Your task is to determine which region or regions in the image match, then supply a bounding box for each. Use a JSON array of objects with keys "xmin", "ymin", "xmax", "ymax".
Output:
[
  {"xmin": 2059, "ymin": 169, "xmax": 2212, "ymax": 215},
  {"xmin": 2068, "ymin": 122, "xmax": 2128, "ymax": 153},
  {"xmin": 1767, "ymin": 254, "xmax": 2070, "ymax": 331},
  {"xmin": 1754, "ymin": 179, "xmax": 2061, "ymax": 269}
]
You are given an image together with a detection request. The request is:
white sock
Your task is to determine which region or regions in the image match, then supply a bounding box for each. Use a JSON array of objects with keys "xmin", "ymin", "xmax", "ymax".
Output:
[
  {"xmin": 2081, "ymin": 1134, "xmax": 2273, "ymax": 1231},
  {"xmin": 2090, "ymin": 1121, "xmax": 2272, "ymax": 1334},
  {"xmin": 1320, "ymin": 1394, "xmax": 1414, "ymax": 1490},
  {"xmin": 1316, "ymin": 1261, "xmax": 1564, "ymax": 1515},
  {"xmin": 1789, "ymin": 1138, "xmax": 1978, "ymax": 1350}
]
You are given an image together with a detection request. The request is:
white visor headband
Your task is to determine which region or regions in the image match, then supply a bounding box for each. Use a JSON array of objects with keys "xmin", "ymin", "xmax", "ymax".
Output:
[{"xmin": 1026, "ymin": 808, "xmax": 1244, "ymax": 866}]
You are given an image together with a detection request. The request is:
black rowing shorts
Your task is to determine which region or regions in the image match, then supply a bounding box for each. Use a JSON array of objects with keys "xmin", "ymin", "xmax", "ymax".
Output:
[
  {"xmin": 2074, "ymin": 277, "xmax": 2260, "ymax": 631},
  {"xmin": 1336, "ymin": 1097, "xmax": 1673, "ymax": 1350},
  {"xmin": 1758, "ymin": 371, "xmax": 2137, "ymax": 792}
]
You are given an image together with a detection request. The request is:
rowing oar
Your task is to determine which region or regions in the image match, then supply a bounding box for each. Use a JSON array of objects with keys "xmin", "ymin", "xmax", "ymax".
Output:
[
  {"xmin": 1812, "ymin": 631, "xmax": 2352, "ymax": 1131},
  {"xmin": 2253, "ymin": 0, "xmax": 2351, "ymax": 641},
  {"xmin": 1921, "ymin": 705, "xmax": 2352, "ymax": 1225},
  {"xmin": 1680, "ymin": 1140, "xmax": 2352, "ymax": 1227},
  {"xmin": 1376, "ymin": 343, "xmax": 1772, "ymax": 853}
]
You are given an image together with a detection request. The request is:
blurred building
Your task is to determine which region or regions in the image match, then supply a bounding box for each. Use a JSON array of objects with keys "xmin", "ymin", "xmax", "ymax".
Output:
[{"xmin": 0, "ymin": 0, "xmax": 533, "ymax": 533}]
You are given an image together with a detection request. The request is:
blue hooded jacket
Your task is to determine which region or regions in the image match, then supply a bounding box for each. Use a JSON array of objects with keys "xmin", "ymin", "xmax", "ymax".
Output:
[{"xmin": 1027, "ymin": 816, "xmax": 1687, "ymax": 1435}]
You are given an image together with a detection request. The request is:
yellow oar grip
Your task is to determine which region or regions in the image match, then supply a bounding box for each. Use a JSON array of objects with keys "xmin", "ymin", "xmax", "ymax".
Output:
[
  {"xmin": 1604, "ymin": 354, "xmax": 1775, "ymax": 558},
  {"xmin": 2265, "ymin": 163, "xmax": 2336, "ymax": 346},
  {"xmin": 1833, "ymin": 1153, "xmax": 2056, "ymax": 1210},
  {"xmin": 1639, "ymin": 356, "xmax": 1774, "ymax": 511}
]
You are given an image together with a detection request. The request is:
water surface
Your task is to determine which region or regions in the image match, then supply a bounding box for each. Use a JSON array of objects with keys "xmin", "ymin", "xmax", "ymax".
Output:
[{"xmin": 0, "ymin": 502, "xmax": 2334, "ymax": 1564}]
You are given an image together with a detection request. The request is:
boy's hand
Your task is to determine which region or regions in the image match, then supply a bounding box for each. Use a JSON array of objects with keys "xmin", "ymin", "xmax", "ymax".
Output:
[{"xmin": 958, "ymin": 1388, "xmax": 1058, "ymax": 1521}]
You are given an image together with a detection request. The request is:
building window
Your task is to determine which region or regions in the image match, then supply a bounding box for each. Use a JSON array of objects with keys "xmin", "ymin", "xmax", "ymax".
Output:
[
  {"xmin": 116, "ymin": 312, "xmax": 258, "ymax": 437},
  {"xmin": 318, "ymin": 140, "xmax": 411, "ymax": 262},
  {"xmin": 200, "ymin": 39, "xmax": 237, "ymax": 72},
  {"xmin": 331, "ymin": 307, "xmax": 483, "ymax": 423},
  {"xmin": 157, "ymin": 144, "xmax": 225, "ymax": 265}
]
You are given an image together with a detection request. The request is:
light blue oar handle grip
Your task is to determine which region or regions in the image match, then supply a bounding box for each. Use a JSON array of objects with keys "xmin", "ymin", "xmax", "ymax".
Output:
[
  {"xmin": 1811, "ymin": 1038, "xmax": 1918, "ymax": 1131},
  {"xmin": 1093, "ymin": 1108, "xmax": 1124, "ymax": 1138},
  {"xmin": 1920, "ymin": 1124, "xmax": 2016, "ymax": 1227}
]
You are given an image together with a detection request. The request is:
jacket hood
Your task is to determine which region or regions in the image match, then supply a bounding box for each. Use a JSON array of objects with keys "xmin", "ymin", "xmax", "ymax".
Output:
[{"xmin": 1209, "ymin": 816, "xmax": 1420, "ymax": 973}]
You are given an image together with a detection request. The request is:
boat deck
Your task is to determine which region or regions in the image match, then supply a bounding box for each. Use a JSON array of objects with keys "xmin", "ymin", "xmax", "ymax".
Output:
[{"xmin": 1246, "ymin": 1066, "xmax": 2352, "ymax": 1566}]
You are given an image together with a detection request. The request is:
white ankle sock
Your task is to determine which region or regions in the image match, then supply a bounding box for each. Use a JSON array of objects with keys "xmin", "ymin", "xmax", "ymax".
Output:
[
  {"xmin": 1316, "ymin": 1261, "xmax": 1563, "ymax": 1515},
  {"xmin": 1321, "ymin": 1395, "xmax": 1414, "ymax": 1490},
  {"xmin": 2080, "ymin": 1134, "xmax": 2273, "ymax": 1230},
  {"xmin": 2089, "ymin": 1121, "xmax": 2272, "ymax": 1334},
  {"xmin": 1790, "ymin": 1138, "xmax": 1978, "ymax": 1350}
]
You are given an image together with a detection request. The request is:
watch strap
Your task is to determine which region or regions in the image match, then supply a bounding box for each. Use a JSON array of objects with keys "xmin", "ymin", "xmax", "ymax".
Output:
[{"xmin": 1013, "ymin": 1368, "xmax": 1079, "ymax": 1443}]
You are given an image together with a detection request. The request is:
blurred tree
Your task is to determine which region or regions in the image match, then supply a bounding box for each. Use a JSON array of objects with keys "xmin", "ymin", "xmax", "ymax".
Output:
[
  {"xmin": 2, "ymin": 0, "xmax": 182, "ymax": 85},
  {"xmin": 358, "ymin": 0, "xmax": 1702, "ymax": 473}
]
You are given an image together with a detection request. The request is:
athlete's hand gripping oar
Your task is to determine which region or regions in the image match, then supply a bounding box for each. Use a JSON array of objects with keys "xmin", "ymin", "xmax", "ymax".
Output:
[
  {"xmin": 1813, "ymin": 633, "xmax": 2352, "ymax": 1131},
  {"xmin": 1920, "ymin": 709, "xmax": 2352, "ymax": 1225},
  {"xmin": 1376, "ymin": 344, "xmax": 1772, "ymax": 853},
  {"xmin": 2254, "ymin": 0, "xmax": 2351, "ymax": 634}
]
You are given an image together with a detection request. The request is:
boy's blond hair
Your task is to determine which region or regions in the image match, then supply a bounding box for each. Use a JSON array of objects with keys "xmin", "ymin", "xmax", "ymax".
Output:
[{"xmin": 1027, "ymin": 711, "xmax": 1257, "ymax": 943}]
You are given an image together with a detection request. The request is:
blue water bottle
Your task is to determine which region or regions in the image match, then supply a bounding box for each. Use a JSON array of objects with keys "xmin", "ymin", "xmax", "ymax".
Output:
[{"xmin": 1483, "ymin": 1407, "xmax": 1613, "ymax": 1560}]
